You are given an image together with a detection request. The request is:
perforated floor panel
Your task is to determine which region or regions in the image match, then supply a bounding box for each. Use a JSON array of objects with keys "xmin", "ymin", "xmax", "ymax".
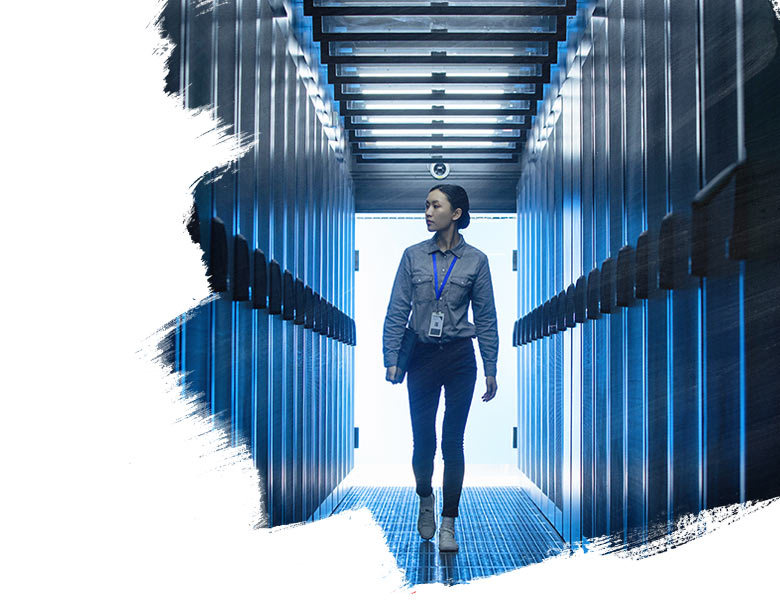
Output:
[{"xmin": 331, "ymin": 486, "xmax": 565, "ymax": 586}]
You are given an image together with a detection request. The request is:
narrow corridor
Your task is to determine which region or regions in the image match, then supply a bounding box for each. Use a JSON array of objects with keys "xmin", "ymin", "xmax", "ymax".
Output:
[{"xmin": 157, "ymin": 0, "xmax": 780, "ymax": 579}]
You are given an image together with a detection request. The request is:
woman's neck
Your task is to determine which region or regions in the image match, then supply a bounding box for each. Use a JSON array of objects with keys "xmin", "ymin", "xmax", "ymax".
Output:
[{"xmin": 435, "ymin": 228, "xmax": 460, "ymax": 252}]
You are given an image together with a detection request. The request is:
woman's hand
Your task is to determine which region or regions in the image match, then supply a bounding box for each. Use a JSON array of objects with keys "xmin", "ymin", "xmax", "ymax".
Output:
[
  {"xmin": 482, "ymin": 376, "xmax": 497, "ymax": 402},
  {"xmin": 386, "ymin": 366, "xmax": 401, "ymax": 384}
]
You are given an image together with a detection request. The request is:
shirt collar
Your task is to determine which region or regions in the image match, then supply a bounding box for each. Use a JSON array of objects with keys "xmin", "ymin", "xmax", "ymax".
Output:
[{"xmin": 426, "ymin": 233, "xmax": 466, "ymax": 258}]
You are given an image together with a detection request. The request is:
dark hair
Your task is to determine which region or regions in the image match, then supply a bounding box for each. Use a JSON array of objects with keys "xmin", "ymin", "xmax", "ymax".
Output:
[{"xmin": 429, "ymin": 184, "xmax": 470, "ymax": 229}]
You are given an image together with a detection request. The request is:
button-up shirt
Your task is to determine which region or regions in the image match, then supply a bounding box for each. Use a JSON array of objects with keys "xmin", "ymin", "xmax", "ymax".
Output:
[{"xmin": 382, "ymin": 233, "xmax": 499, "ymax": 377}]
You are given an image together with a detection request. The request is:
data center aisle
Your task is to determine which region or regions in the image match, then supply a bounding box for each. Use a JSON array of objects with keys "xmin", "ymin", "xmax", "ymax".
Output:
[{"xmin": 331, "ymin": 486, "xmax": 565, "ymax": 586}]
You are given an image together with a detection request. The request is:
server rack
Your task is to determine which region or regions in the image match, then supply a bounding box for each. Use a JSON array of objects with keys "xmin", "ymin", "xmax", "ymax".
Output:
[
  {"xmin": 515, "ymin": 0, "xmax": 780, "ymax": 548},
  {"xmin": 159, "ymin": 0, "xmax": 356, "ymax": 527}
]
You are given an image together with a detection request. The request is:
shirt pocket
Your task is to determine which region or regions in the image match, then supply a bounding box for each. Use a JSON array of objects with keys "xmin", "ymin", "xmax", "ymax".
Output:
[
  {"xmin": 446, "ymin": 275, "xmax": 473, "ymax": 306},
  {"xmin": 411, "ymin": 274, "xmax": 435, "ymax": 303}
]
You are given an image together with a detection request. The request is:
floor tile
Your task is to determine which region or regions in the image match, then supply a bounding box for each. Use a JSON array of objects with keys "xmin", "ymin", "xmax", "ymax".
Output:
[{"xmin": 331, "ymin": 486, "xmax": 565, "ymax": 586}]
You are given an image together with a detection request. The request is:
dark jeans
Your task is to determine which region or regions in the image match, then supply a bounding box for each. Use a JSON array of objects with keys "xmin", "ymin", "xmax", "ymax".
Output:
[{"xmin": 406, "ymin": 337, "xmax": 477, "ymax": 518}]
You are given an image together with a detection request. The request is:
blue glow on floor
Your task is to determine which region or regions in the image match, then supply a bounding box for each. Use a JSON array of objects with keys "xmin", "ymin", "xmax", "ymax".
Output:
[{"xmin": 331, "ymin": 486, "xmax": 566, "ymax": 586}]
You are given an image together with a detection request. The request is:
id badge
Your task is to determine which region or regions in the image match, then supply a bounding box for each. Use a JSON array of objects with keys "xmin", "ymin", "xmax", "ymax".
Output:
[{"xmin": 428, "ymin": 311, "xmax": 444, "ymax": 337}]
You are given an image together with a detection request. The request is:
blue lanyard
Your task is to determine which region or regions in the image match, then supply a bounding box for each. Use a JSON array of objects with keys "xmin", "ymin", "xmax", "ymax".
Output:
[{"xmin": 433, "ymin": 254, "xmax": 458, "ymax": 301}]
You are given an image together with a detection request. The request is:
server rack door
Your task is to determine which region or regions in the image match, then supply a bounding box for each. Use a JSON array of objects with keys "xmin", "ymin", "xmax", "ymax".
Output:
[
  {"xmin": 179, "ymin": 0, "xmax": 213, "ymax": 446},
  {"xmin": 317, "ymin": 124, "xmax": 328, "ymax": 518},
  {"xmin": 668, "ymin": 0, "xmax": 703, "ymax": 523},
  {"xmin": 290, "ymin": 68, "xmax": 305, "ymax": 524},
  {"xmin": 643, "ymin": 0, "xmax": 672, "ymax": 536},
  {"xmin": 520, "ymin": 186, "xmax": 526, "ymax": 482},
  {"xmin": 700, "ymin": 0, "xmax": 742, "ymax": 511},
  {"xmin": 517, "ymin": 189, "xmax": 525, "ymax": 478},
  {"xmin": 311, "ymin": 112, "xmax": 323, "ymax": 520},
  {"xmin": 351, "ymin": 178, "xmax": 355, "ymax": 474},
  {"xmin": 569, "ymin": 56, "xmax": 584, "ymax": 546},
  {"xmin": 520, "ymin": 187, "xmax": 529, "ymax": 483},
  {"xmin": 302, "ymin": 80, "xmax": 315, "ymax": 522},
  {"xmin": 339, "ymin": 177, "xmax": 348, "ymax": 496},
  {"xmin": 553, "ymin": 110, "xmax": 565, "ymax": 533},
  {"xmin": 212, "ymin": 0, "xmax": 237, "ymax": 436},
  {"xmin": 546, "ymin": 138, "xmax": 556, "ymax": 524},
  {"xmin": 742, "ymin": 0, "xmax": 780, "ymax": 504},
  {"xmin": 254, "ymin": 0, "xmax": 274, "ymax": 520},
  {"xmin": 516, "ymin": 188, "xmax": 522, "ymax": 469},
  {"xmin": 562, "ymin": 78, "xmax": 574, "ymax": 545},
  {"xmin": 333, "ymin": 157, "xmax": 340, "ymax": 508},
  {"xmin": 269, "ymin": 18, "xmax": 287, "ymax": 526},
  {"xmin": 536, "ymin": 140, "xmax": 546, "ymax": 514},
  {"xmin": 606, "ymin": 0, "xmax": 626, "ymax": 542},
  {"xmin": 581, "ymin": 44, "xmax": 597, "ymax": 542},
  {"xmin": 339, "ymin": 176, "xmax": 346, "ymax": 503},
  {"xmin": 324, "ymin": 142, "xmax": 335, "ymax": 517},
  {"xmin": 592, "ymin": 11, "xmax": 611, "ymax": 539},
  {"xmin": 544, "ymin": 132, "xmax": 554, "ymax": 523},
  {"xmin": 623, "ymin": 0, "xmax": 648, "ymax": 547},
  {"xmin": 531, "ymin": 175, "xmax": 540, "ymax": 507},
  {"xmin": 330, "ymin": 148, "xmax": 339, "ymax": 512},
  {"xmin": 530, "ymin": 176, "xmax": 540, "ymax": 495},
  {"xmin": 235, "ymin": 0, "xmax": 259, "ymax": 451},
  {"xmin": 280, "ymin": 50, "xmax": 295, "ymax": 524}
]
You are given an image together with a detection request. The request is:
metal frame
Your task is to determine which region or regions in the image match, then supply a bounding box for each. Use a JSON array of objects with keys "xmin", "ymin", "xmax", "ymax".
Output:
[
  {"xmin": 304, "ymin": 0, "xmax": 575, "ymax": 165},
  {"xmin": 328, "ymin": 63, "xmax": 552, "ymax": 85},
  {"xmin": 355, "ymin": 146, "xmax": 521, "ymax": 153},
  {"xmin": 312, "ymin": 19, "xmax": 567, "ymax": 43},
  {"xmin": 343, "ymin": 120, "xmax": 531, "ymax": 129},
  {"xmin": 342, "ymin": 107, "xmax": 537, "ymax": 116},
  {"xmin": 303, "ymin": 0, "xmax": 577, "ymax": 17},
  {"xmin": 322, "ymin": 49, "xmax": 559, "ymax": 65},
  {"xmin": 356, "ymin": 155, "xmax": 519, "ymax": 163},
  {"xmin": 348, "ymin": 130, "xmax": 528, "ymax": 142},
  {"xmin": 334, "ymin": 90, "xmax": 544, "ymax": 101}
]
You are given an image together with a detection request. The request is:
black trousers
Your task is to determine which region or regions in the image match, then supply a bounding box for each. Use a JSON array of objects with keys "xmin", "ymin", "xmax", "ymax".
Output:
[{"xmin": 406, "ymin": 336, "xmax": 477, "ymax": 518}]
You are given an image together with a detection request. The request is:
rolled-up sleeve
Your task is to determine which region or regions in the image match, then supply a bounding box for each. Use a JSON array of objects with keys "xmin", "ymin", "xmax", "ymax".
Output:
[
  {"xmin": 471, "ymin": 254, "xmax": 499, "ymax": 377},
  {"xmin": 383, "ymin": 248, "xmax": 413, "ymax": 368}
]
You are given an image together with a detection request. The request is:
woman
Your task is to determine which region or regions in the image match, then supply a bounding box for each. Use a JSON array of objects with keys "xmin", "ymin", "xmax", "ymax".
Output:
[{"xmin": 382, "ymin": 184, "xmax": 499, "ymax": 553}]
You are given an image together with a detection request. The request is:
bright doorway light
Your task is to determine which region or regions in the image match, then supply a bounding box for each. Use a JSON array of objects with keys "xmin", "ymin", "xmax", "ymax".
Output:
[{"xmin": 352, "ymin": 213, "xmax": 518, "ymax": 486}]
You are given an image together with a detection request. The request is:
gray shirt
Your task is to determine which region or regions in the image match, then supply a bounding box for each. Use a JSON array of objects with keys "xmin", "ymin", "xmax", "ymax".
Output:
[{"xmin": 382, "ymin": 233, "xmax": 499, "ymax": 377}]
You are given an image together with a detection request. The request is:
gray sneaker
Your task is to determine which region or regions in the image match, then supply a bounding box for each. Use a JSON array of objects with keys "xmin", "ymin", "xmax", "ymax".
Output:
[
  {"xmin": 417, "ymin": 493, "xmax": 436, "ymax": 540},
  {"xmin": 438, "ymin": 516, "xmax": 459, "ymax": 552}
]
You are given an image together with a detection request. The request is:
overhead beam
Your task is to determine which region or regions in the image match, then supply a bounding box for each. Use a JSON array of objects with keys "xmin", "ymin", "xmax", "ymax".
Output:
[{"xmin": 303, "ymin": 0, "xmax": 577, "ymax": 17}]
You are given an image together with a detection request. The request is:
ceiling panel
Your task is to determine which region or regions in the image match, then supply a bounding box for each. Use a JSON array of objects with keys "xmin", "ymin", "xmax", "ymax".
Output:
[{"xmin": 301, "ymin": 0, "xmax": 577, "ymax": 206}]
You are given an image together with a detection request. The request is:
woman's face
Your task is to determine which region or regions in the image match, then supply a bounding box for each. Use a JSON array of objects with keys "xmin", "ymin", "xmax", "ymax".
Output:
[{"xmin": 425, "ymin": 189, "xmax": 461, "ymax": 233}]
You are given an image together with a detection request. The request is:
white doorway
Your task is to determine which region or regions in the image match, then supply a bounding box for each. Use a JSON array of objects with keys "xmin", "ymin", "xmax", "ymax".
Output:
[{"xmin": 349, "ymin": 213, "xmax": 520, "ymax": 487}]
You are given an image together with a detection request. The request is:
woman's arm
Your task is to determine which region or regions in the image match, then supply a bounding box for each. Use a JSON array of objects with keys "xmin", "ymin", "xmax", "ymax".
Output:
[
  {"xmin": 471, "ymin": 254, "xmax": 499, "ymax": 400},
  {"xmin": 382, "ymin": 248, "xmax": 413, "ymax": 371}
]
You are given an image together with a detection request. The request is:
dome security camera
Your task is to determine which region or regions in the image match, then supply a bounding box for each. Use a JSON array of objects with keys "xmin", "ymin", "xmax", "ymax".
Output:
[{"xmin": 429, "ymin": 162, "xmax": 450, "ymax": 180}]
